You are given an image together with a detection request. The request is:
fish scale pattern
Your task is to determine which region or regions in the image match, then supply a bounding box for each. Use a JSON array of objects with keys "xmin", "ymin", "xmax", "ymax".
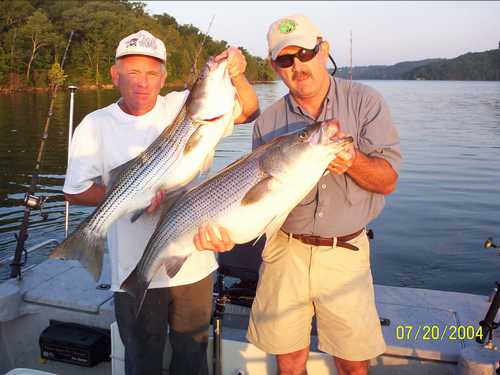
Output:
[
  {"xmin": 140, "ymin": 156, "xmax": 268, "ymax": 272},
  {"xmin": 87, "ymin": 107, "xmax": 197, "ymax": 233}
]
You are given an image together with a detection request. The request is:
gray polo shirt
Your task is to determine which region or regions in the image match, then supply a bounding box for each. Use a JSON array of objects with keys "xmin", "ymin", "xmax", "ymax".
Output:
[{"xmin": 252, "ymin": 77, "xmax": 402, "ymax": 237}]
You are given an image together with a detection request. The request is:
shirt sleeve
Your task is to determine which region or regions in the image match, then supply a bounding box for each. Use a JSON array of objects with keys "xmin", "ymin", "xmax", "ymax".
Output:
[
  {"xmin": 357, "ymin": 87, "xmax": 402, "ymax": 174},
  {"xmin": 251, "ymin": 117, "xmax": 264, "ymax": 150},
  {"xmin": 63, "ymin": 115, "xmax": 104, "ymax": 194}
]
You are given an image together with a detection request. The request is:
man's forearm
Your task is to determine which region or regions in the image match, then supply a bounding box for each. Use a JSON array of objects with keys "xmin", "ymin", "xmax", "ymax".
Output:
[
  {"xmin": 232, "ymin": 74, "xmax": 260, "ymax": 124},
  {"xmin": 347, "ymin": 151, "xmax": 398, "ymax": 195},
  {"xmin": 64, "ymin": 183, "xmax": 106, "ymax": 206}
]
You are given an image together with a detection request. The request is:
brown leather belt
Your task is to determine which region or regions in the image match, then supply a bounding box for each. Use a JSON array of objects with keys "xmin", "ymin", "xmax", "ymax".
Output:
[{"xmin": 282, "ymin": 229, "xmax": 363, "ymax": 251}]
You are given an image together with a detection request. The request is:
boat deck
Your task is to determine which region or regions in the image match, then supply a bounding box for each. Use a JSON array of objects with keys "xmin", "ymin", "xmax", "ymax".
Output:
[{"xmin": 1, "ymin": 254, "xmax": 498, "ymax": 374}]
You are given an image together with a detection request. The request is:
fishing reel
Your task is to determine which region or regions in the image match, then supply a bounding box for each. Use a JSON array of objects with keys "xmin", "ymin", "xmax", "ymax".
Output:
[
  {"xmin": 23, "ymin": 193, "xmax": 49, "ymax": 220},
  {"xmin": 476, "ymin": 237, "xmax": 500, "ymax": 350},
  {"xmin": 476, "ymin": 281, "xmax": 500, "ymax": 349},
  {"xmin": 484, "ymin": 237, "xmax": 499, "ymax": 254}
]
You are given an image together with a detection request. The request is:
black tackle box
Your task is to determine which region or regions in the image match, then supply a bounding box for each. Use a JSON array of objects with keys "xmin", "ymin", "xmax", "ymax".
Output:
[{"xmin": 39, "ymin": 320, "xmax": 110, "ymax": 367}]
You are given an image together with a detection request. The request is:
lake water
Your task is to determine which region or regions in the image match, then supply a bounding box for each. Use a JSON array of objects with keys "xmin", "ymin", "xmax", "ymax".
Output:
[{"xmin": 0, "ymin": 80, "xmax": 499, "ymax": 295}]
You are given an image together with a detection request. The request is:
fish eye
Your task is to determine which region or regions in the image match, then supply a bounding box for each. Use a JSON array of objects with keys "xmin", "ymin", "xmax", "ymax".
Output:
[{"xmin": 298, "ymin": 130, "xmax": 307, "ymax": 141}]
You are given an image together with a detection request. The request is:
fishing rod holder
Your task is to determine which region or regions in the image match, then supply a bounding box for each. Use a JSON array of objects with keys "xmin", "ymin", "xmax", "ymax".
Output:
[
  {"xmin": 23, "ymin": 193, "xmax": 49, "ymax": 220},
  {"xmin": 212, "ymin": 271, "xmax": 256, "ymax": 375},
  {"xmin": 476, "ymin": 282, "xmax": 500, "ymax": 349}
]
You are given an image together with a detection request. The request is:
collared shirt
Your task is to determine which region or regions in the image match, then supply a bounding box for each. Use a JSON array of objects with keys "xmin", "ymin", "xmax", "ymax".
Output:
[{"xmin": 252, "ymin": 77, "xmax": 402, "ymax": 237}]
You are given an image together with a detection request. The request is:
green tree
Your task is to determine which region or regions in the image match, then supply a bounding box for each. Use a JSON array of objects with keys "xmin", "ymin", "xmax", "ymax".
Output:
[
  {"xmin": 0, "ymin": 0, "xmax": 277, "ymax": 89},
  {"xmin": 0, "ymin": 0, "xmax": 35, "ymax": 87},
  {"xmin": 19, "ymin": 9, "xmax": 58, "ymax": 83},
  {"xmin": 0, "ymin": 47, "xmax": 8, "ymax": 83}
]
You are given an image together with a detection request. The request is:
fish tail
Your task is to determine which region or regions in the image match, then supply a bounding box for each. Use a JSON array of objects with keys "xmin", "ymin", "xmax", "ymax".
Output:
[
  {"xmin": 49, "ymin": 218, "xmax": 105, "ymax": 282},
  {"xmin": 164, "ymin": 255, "xmax": 189, "ymax": 278},
  {"xmin": 120, "ymin": 267, "xmax": 149, "ymax": 318}
]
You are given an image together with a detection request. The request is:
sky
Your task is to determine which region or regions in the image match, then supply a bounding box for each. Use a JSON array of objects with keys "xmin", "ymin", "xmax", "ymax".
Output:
[{"xmin": 143, "ymin": 1, "xmax": 500, "ymax": 67}]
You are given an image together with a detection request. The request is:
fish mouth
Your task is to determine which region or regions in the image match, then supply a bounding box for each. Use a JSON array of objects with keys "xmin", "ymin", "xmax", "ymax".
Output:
[
  {"xmin": 336, "ymin": 136, "xmax": 354, "ymax": 148},
  {"xmin": 206, "ymin": 58, "xmax": 217, "ymax": 71},
  {"xmin": 201, "ymin": 113, "xmax": 225, "ymax": 122},
  {"xmin": 206, "ymin": 56, "xmax": 226, "ymax": 72}
]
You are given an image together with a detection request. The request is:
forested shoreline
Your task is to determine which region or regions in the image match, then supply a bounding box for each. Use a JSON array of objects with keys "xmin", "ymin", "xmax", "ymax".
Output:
[
  {"xmin": 0, "ymin": 0, "xmax": 276, "ymax": 92},
  {"xmin": 336, "ymin": 49, "xmax": 500, "ymax": 81}
]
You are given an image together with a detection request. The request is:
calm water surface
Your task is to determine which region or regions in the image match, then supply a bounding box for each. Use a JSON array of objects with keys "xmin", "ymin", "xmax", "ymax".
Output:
[{"xmin": 1, "ymin": 80, "xmax": 499, "ymax": 294}]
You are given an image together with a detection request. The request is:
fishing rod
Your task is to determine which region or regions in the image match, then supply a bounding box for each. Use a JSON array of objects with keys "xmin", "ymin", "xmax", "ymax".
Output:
[
  {"xmin": 9, "ymin": 31, "xmax": 74, "ymax": 279},
  {"xmin": 476, "ymin": 237, "xmax": 500, "ymax": 349},
  {"xmin": 187, "ymin": 14, "xmax": 216, "ymax": 87}
]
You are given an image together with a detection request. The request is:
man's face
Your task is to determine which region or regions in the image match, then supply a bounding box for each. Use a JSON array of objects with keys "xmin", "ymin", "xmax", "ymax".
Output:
[
  {"xmin": 272, "ymin": 42, "xmax": 330, "ymax": 100},
  {"xmin": 111, "ymin": 55, "xmax": 166, "ymax": 116}
]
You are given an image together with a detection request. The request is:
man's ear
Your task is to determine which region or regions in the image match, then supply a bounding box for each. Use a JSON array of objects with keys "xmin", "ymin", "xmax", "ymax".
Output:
[
  {"xmin": 320, "ymin": 41, "xmax": 330, "ymax": 64},
  {"xmin": 270, "ymin": 58, "xmax": 278, "ymax": 73},
  {"xmin": 110, "ymin": 64, "xmax": 119, "ymax": 86},
  {"xmin": 161, "ymin": 72, "xmax": 167, "ymax": 88}
]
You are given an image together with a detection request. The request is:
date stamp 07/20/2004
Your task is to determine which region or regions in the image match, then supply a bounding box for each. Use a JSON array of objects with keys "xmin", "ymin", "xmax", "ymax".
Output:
[{"xmin": 395, "ymin": 324, "xmax": 484, "ymax": 341}]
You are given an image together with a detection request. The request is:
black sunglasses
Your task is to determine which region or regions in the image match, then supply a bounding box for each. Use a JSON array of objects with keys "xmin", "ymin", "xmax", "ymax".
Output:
[{"xmin": 273, "ymin": 42, "xmax": 322, "ymax": 69}]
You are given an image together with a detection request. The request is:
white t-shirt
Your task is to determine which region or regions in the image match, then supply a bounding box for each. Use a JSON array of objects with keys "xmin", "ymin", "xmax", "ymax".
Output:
[{"xmin": 63, "ymin": 92, "xmax": 218, "ymax": 291}]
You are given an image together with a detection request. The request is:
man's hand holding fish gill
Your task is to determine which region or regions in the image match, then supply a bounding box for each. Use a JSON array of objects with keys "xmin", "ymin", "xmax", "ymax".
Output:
[
  {"xmin": 215, "ymin": 47, "xmax": 246, "ymax": 79},
  {"xmin": 215, "ymin": 47, "xmax": 260, "ymax": 124},
  {"xmin": 194, "ymin": 223, "xmax": 235, "ymax": 252},
  {"xmin": 326, "ymin": 120, "xmax": 356, "ymax": 175},
  {"xmin": 326, "ymin": 118, "xmax": 398, "ymax": 195},
  {"xmin": 145, "ymin": 190, "xmax": 166, "ymax": 214}
]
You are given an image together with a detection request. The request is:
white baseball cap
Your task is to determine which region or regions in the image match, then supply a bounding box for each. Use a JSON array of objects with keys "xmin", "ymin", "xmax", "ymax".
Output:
[
  {"xmin": 267, "ymin": 15, "xmax": 323, "ymax": 60},
  {"xmin": 115, "ymin": 30, "xmax": 166, "ymax": 62}
]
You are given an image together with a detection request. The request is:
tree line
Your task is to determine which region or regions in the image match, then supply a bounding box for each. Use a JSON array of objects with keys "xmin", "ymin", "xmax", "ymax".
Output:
[
  {"xmin": 336, "ymin": 49, "xmax": 500, "ymax": 81},
  {"xmin": 0, "ymin": 0, "xmax": 276, "ymax": 91}
]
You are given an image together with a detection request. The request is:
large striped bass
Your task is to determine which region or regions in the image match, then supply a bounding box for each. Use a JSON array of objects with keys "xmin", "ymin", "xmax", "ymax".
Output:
[
  {"xmin": 50, "ymin": 58, "xmax": 238, "ymax": 281},
  {"xmin": 121, "ymin": 120, "xmax": 353, "ymax": 315}
]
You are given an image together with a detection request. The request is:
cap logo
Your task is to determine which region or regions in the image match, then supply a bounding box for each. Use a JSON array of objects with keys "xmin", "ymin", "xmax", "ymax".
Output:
[
  {"xmin": 279, "ymin": 19, "xmax": 297, "ymax": 34},
  {"xmin": 125, "ymin": 33, "xmax": 158, "ymax": 51},
  {"xmin": 125, "ymin": 38, "xmax": 138, "ymax": 48}
]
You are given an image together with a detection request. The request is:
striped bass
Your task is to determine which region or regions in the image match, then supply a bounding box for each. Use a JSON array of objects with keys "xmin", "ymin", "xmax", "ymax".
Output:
[
  {"xmin": 121, "ymin": 120, "xmax": 353, "ymax": 315},
  {"xmin": 50, "ymin": 58, "xmax": 238, "ymax": 281}
]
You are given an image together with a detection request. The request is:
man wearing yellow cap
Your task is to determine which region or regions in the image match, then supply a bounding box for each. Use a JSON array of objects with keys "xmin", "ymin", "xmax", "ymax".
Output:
[{"xmin": 245, "ymin": 15, "xmax": 401, "ymax": 375}]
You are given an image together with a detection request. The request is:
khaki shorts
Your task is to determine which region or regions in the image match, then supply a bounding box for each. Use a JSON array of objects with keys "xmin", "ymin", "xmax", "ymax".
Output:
[{"xmin": 247, "ymin": 229, "xmax": 386, "ymax": 361}]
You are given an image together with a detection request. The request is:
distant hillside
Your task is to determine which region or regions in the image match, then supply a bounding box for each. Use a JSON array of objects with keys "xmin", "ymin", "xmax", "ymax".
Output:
[
  {"xmin": 403, "ymin": 49, "xmax": 500, "ymax": 80},
  {"xmin": 336, "ymin": 59, "xmax": 442, "ymax": 80},
  {"xmin": 336, "ymin": 49, "xmax": 500, "ymax": 80}
]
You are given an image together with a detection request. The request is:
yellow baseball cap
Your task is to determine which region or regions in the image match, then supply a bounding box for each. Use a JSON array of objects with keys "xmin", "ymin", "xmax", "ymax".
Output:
[{"xmin": 267, "ymin": 15, "xmax": 323, "ymax": 60}]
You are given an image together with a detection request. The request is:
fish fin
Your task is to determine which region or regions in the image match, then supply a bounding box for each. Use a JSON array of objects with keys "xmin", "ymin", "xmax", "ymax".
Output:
[
  {"xmin": 241, "ymin": 176, "xmax": 275, "ymax": 206},
  {"xmin": 130, "ymin": 208, "xmax": 147, "ymax": 223},
  {"xmin": 49, "ymin": 220, "xmax": 105, "ymax": 282},
  {"xmin": 164, "ymin": 255, "xmax": 189, "ymax": 278},
  {"xmin": 251, "ymin": 212, "xmax": 288, "ymax": 246},
  {"xmin": 223, "ymin": 121, "xmax": 234, "ymax": 138},
  {"xmin": 120, "ymin": 267, "xmax": 149, "ymax": 318},
  {"xmin": 183, "ymin": 126, "xmax": 203, "ymax": 155},
  {"xmin": 264, "ymin": 212, "xmax": 289, "ymax": 242},
  {"xmin": 158, "ymin": 188, "xmax": 189, "ymax": 221},
  {"xmin": 107, "ymin": 157, "xmax": 138, "ymax": 193},
  {"xmin": 252, "ymin": 233, "xmax": 265, "ymax": 247},
  {"xmin": 200, "ymin": 150, "xmax": 215, "ymax": 174},
  {"xmin": 222, "ymin": 105, "xmax": 236, "ymax": 137}
]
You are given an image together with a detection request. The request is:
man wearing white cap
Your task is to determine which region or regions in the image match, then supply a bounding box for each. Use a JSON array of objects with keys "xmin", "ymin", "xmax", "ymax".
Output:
[
  {"xmin": 245, "ymin": 15, "xmax": 401, "ymax": 375},
  {"xmin": 62, "ymin": 30, "xmax": 259, "ymax": 375}
]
